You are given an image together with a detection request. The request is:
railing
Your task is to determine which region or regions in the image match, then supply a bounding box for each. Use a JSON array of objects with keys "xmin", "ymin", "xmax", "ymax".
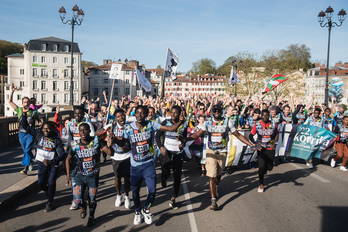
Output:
[{"xmin": 0, "ymin": 110, "xmax": 73, "ymax": 146}]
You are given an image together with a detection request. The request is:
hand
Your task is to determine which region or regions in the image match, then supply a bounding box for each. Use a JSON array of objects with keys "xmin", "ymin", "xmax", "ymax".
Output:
[
  {"xmin": 56, "ymin": 105, "xmax": 60, "ymax": 114},
  {"xmin": 289, "ymin": 92, "xmax": 294, "ymax": 97},
  {"xmin": 43, "ymin": 159, "xmax": 52, "ymax": 166},
  {"xmin": 160, "ymin": 147, "xmax": 167, "ymax": 156},
  {"xmin": 107, "ymin": 137, "xmax": 113, "ymax": 147},
  {"xmin": 11, "ymin": 83, "xmax": 16, "ymax": 92},
  {"xmin": 103, "ymin": 90, "xmax": 106, "ymax": 95},
  {"xmin": 331, "ymin": 96, "xmax": 335, "ymax": 102},
  {"xmin": 23, "ymin": 107, "xmax": 30, "ymax": 114},
  {"xmin": 66, "ymin": 176, "xmax": 71, "ymax": 186},
  {"xmin": 122, "ymin": 95, "xmax": 126, "ymax": 100},
  {"xmin": 38, "ymin": 120, "xmax": 42, "ymax": 127},
  {"xmin": 311, "ymin": 93, "xmax": 315, "ymax": 99}
]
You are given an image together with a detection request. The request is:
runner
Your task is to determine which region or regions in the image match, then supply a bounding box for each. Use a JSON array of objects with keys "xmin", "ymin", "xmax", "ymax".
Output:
[{"xmin": 331, "ymin": 116, "xmax": 348, "ymax": 171}]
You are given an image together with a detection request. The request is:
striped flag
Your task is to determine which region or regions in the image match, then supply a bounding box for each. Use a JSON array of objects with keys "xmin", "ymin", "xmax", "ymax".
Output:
[{"xmin": 262, "ymin": 74, "xmax": 288, "ymax": 94}]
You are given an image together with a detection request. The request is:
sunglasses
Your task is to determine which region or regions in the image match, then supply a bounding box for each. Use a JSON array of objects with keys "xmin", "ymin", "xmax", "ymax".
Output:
[{"xmin": 199, "ymin": 108, "xmax": 205, "ymax": 110}]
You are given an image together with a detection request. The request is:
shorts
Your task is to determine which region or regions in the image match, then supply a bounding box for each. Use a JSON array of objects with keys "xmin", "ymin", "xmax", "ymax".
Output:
[
  {"xmin": 205, "ymin": 148, "xmax": 227, "ymax": 177},
  {"xmin": 112, "ymin": 158, "xmax": 131, "ymax": 179}
]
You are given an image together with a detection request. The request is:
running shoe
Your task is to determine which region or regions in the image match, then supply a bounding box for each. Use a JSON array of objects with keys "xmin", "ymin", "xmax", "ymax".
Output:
[
  {"xmin": 141, "ymin": 208, "xmax": 153, "ymax": 225},
  {"xmin": 340, "ymin": 166, "xmax": 347, "ymax": 171},
  {"xmin": 258, "ymin": 186, "xmax": 264, "ymax": 193},
  {"xmin": 44, "ymin": 202, "xmax": 53, "ymax": 212},
  {"xmin": 20, "ymin": 169, "xmax": 27, "ymax": 175},
  {"xmin": 87, "ymin": 217, "xmax": 96, "ymax": 227},
  {"xmin": 70, "ymin": 201, "xmax": 79, "ymax": 210},
  {"xmin": 80, "ymin": 206, "xmax": 87, "ymax": 219},
  {"xmin": 124, "ymin": 196, "xmax": 131, "ymax": 209},
  {"xmin": 330, "ymin": 159, "xmax": 336, "ymax": 168},
  {"xmin": 134, "ymin": 211, "xmax": 143, "ymax": 225},
  {"xmin": 210, "ymin": 198, "xmax": 218, "ymax": 210},
  {"xmin": 169, "ymin": 199, "xmax": 179, "ymax": 210},
  {"xmin": 306, "ymin": 162, "xmax": 313, "ymax": 169},
  {"xmin": 29, "ymin": 162, "xmax": 34, "ymax": 171},
  {"xmin": 115, "ymin": 194, "xmax": 122, "ymax": 207}
]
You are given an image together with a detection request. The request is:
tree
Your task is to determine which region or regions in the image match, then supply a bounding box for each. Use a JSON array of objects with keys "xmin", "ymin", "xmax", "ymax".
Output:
[
  {"xmin": 0, "ymin": 40, "xmax": 23, "ymax": 74},
  {"xmin": 82, "ymin": 60, "xmax": 97, "ymax": 72},
  {"xmin": 190, "ymin": 58, "xmax": 216, "ymax": 75},
  {"xmin": 156, "ymin": 64, "xmax": 162, "ymax": 69}
]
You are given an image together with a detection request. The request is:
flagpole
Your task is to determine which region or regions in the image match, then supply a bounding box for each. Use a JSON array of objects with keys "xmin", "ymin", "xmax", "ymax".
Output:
[
  {"xmin": 105, "ymin": 78, "xmax": 116, "ymax": 126},
  {"xmin": 160, "ymin": 48, "xmax": 169, "ymax": 99}
]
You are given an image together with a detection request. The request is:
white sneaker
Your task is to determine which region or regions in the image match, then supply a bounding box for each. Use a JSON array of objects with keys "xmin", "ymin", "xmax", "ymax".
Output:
[
  {"xmin": 133, "ymin": 211, "xmax": 143, "ymax": 225},
  {"xmin": 69, "ymin": 201, "xmax": 78, "ymax": 210},
  {"xmin": 258, "ymin": 187, "xmax": 264, "ymax": 193},
  {"xmin": 29, "ymin": 162, "xmax": 34, "ymax": 171},
  {"xmin": 141, "ymin": 208, "xmax": 153, "ymax": 225},
  {"xmin": 306, "ymin": 162, "xmax": 313, "ymax": 169},
  {"xmin": 115, "ymin": 195, "xmax": 122, "ymax": 207},
  {"xmin": 331, "ymin": 159, "xmax": 336, "ymax": 168},
  {"xmin": 340, "ymin": 166, "xmax": 347, "ymax": 171},
  {"xmin": 124, "ymin": 196, "xmax": 131, "ymax": 209}
]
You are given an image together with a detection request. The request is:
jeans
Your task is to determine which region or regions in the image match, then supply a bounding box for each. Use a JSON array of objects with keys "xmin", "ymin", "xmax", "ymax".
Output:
[
  {"xmin": 72, "ymin": 173, "xmax": 99, "ymax": 218},
  {"xmin": 130, "ymin": 161, "xmax": 156, "ymax": 213},
  {"xmin": 37, "ymin": 161, "xmax": 59, "ymax": 203},
  {"xmin": 18, "ymin": 132, "xmax": 34, "ymax": 167}
]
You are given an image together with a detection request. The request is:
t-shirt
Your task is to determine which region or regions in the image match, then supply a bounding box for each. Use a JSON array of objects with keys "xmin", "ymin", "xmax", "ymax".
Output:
[
  {"xmin": 15, "ymin": 106, "xmax": 39, "ymax": 133},
  {"xmin": 111, "ymin": 122, "xmax": 131, "ymax": 161},
  {"xmin": 251, "ymin": 120, "xmax": 278, "ymax": 150},
  {"xmin": 67, "ymin": 117, "xmax": 95, "ymax": 142}
]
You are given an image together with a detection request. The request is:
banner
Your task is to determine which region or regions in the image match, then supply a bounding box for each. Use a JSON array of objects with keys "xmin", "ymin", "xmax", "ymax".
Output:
[
  {"xmin": 164, "ymin": 48, "xmax": 179, "ymax": 80},
  {"xmin": 109, "ymin": 63, "xmax": 122, "ymax": 79},
  {"xmin": 136, "ymin": 68, "xmax": 152, "ymax": 92}
]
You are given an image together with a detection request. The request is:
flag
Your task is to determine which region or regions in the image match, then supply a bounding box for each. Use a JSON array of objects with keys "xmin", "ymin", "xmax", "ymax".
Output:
[
  {"xmin": 135, "ymin": 68, "xmax": 152, "ymax": 92},
  {"xmin": 164, "ymin": 48, "xmax": 179, "ymax": 80},
  {"xmin": 262, "ymin": 74, "xmax": 288, "ymax": 94},
  {"xmin": 229, "ymin": 66, "xmax": 239, "ymax": 84}
]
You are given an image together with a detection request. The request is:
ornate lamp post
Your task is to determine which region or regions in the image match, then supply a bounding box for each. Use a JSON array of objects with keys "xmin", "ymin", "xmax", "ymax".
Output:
[
  {"xmin": 59, "ymin": 5, "xmax": 84, "ymax": 105},
  {"xmin": 318, "ymin": 6, "xmax": 346, "ymax": 105}
]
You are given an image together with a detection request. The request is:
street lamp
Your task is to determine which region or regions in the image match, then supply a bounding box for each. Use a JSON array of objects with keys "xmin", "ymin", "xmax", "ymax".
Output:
[
  {"xmin": 59, "ymin": 5, "xmax": 84, "ymax": 106},
  {"xmin": 318, "ymin": 6, "xmax": 346, "ymax": 106}
]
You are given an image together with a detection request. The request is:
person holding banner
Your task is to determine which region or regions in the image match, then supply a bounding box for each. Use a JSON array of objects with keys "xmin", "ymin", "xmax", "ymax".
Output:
[
  {"xmin": 249, "ymin": 109, "xmax": 278, "ymax": 193},
  {"xmin": 331, "ymin": 116, "xmax": 348, "ymax": 171},
  {"xmin": 181, "ymin": 104, "xmax": 254, "ymax": 211}
]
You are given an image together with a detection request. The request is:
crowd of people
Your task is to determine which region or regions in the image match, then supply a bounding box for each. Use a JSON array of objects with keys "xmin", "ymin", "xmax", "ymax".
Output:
[{"xmin": 8, "ymin": 83, "xmax": 348, "ymax": 227}]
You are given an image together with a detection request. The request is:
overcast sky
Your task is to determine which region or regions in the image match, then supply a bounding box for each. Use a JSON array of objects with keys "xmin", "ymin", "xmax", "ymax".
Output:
[{"xmin": 1, "ymin": 0, "xmax": 347, "ymax": 72}]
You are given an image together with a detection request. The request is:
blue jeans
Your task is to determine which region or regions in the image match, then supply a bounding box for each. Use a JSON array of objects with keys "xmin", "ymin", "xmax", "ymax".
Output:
[
  {"xmin": 18, "ymin": 132, "xmax": 34, "ymax": 167},
  {"xmin": 130, "ymin": 161, "xmax": 156, "ymax": 213},
  {"xmin": 37, "ymin": 161, "xmax": 59, "ymax": 203},
  {"xmin": 72, "ymin": 173, "xmax": 99, "ymax": 218}
]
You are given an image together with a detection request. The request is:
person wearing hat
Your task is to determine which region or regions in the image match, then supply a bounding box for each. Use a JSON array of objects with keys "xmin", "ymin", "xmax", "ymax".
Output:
[{"xmin": 181, "ymin": 104, "xmax": 254, "ymax": 210}]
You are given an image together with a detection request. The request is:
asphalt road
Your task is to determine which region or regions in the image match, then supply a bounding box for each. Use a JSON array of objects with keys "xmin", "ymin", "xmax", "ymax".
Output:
[{"xmin": 1, "ymin": 158, "xmax": 348, "ymax": 232}]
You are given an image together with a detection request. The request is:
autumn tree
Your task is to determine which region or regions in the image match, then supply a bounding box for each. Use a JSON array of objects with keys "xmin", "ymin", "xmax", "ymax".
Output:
[{"xmin": 190, "ymin": 58, "xmax": 216, "ymax": 75}]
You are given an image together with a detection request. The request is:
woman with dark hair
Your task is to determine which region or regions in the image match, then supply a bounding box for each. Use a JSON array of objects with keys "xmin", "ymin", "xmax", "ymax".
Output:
[{"xmin": 21, "ymin": 107, "xmax": 66, "ymax": 212}]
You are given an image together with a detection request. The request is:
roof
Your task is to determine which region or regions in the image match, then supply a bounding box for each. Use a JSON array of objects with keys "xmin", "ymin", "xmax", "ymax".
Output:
[
  {"xmin": 150, "ymin": 79, "xmax": 159, "ymax": 84},
  {"xmin": 147, "ymin": 68, "xmax": 164, "ymax": 76},
  {"xmin": 6, "ymin": 53, "xmax": 24, "ymax": 58},
  {"xmin": 27, "ymin": 36, "xmax": 80, "ymax": 53},
  {"xmin": 89, "ymin": 63, "xmax": 137, "ymax": 71}
]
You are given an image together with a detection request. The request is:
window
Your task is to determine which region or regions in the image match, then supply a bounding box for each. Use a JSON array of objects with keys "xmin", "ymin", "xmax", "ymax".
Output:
[
  {"xmin": 93, "ymin": 79, "xmax": 98, "ymax": 84},
  {"xmin": 114, "ymin": 88, "xmax": 119, "ymax": 96},
  {"xmin": 53, "ymin": 57, "xmax": 57, "ymax": 64},
  {"xmin": 73, "ymin": 81, "xmax": 77, "ymax": 90},
  {"xmin": 64, "ymin": 57, "xmax": 69, "ymax": 64},
  {"xmin": 64, "ymin": 45, "xmax": 69, "ymax": 52},
  {"xmin": 33, "ymin": 56, "xmax": 37, "ymax": 63},
  {"xmin": 53, "ymin": 44, "xmax": 58, "ymax": 52},
  {"xmin": 53, "ymin": 81, "xmax": 58, "ymax": 90},
  {"xmin": 53, "ymin": 69, "xmax": 58, "ymax": 77},
  {"xmin": 154, "ymin": 88, "xmax": 157, "ymax": 93},
  {"xmin": 115, "ymin": 79, "xmax": 119, "ymax": 83},
  {"xmin": 93, "ymin": 88, "xmax": 98, "ymax": 95},
  {"xmin": 17, "ymin": 94, "xmax": 22, "ymax": 101},
  {"xmin": 41, "ymin": 69, "xmax": 47, "ymax": 77},
  {"xmin": 41, "ymin": 56, "xmax": 46, "ymax": 63},
  {"xmin": 73, "ymin": 58, "xmax": 76, "ymax": 64},
  {"xmin": 20, "ymin": 81, "xmax": 24, "ymax": 87},
  {"xmin": 73, "ymin": 93, "xmax": 77, "ymax": 103},
  {"xmin": 64, "ymin": 94, "xmax": 69, "ymax": 103},
  {"xmin": 103, "ymin": 79, "xmax": 109, "ymax": 84},
  {"xmin": 33, "ymin": 81, "xmax": 37, "ymax": 90},
  {"xmin": 64, "ymin": 81, "xmax": 69, "ymax": 90},
  {"xmin": 41, "ymin": 81, "xmax": 46, "ymax": 90},
  {"xmin": 53, "ymin": 94, "xmax": 57, "ymax": 103},
  {"xmin": 125, "ymin": 88, "xmax": 130, "ymax": 94},
  {"xmin": 20, "ymin": 69, "xmax": 24, "ymax": 75},
  {"xmin": 126, "ymin": 79, "xmax": 129, "ymax": 84},
  {"xmin": 126, "ymin": 71, "xmax": 130, "ymax": 75},
  {"xmin": 73, "ymin": 70, "xmax": 77, "ymax": 78},
  {"xmin": 33, "ymin": 94, "xmax": 37, "ymax": 100},
  {"xmin": 41, "ymin": 44, "xmax": 46, "ymax": 51},
  {"xmin": 64, "ymin": 69, "xmax": 69, "ymax": 78},
  {"xmin": 41, "ymin": 93, "xmax": 46, "ymax": 103}
]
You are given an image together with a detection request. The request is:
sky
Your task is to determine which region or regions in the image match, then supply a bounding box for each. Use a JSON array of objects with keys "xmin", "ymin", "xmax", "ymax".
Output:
[{"xmin": 0, "ymin": 0, "xmax": 347, "ymax": 72}]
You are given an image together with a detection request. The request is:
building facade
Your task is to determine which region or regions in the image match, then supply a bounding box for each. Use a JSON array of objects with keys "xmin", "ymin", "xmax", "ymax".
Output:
[
  {"xmin": 4, "ymin": 36, "xmax": 83, "ymax": 116},
  {"xmin": 0, "ymin": 73, "xmax": 7, "ymax": 116},
  {"xmin": 146, "ymin": 68, "xmax": 162, "ymax": 96},
  {"xmin": 305, "ymin": 62, "xmax": 348, "ymax": 104}
]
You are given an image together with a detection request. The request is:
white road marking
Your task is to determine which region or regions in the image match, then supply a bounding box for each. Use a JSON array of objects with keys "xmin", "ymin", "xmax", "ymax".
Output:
[
  {"xmin": 288, "ymin": 163, "xmax": 330, "ymax": 183},
  {"xmin": 182, "ymin": 173, "xmax": 198, "ymax": 232}
]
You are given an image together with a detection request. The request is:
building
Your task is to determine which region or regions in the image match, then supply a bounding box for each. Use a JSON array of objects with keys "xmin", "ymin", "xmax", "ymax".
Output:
[
  {"xmin": 164, "ymin": 74, "xmax": 226, "ymax": 97},
  {"xmin": 0, "ymin": 73, "xmax": 7, "ymax": 116},
  {"xmin": 146, "ymin": 68, "xmax": 163, "ymax": 96},
  {"xmin": 305, "ymin": 62, "xmax": 348, "ymax": 104},
  {"xmin": 88, "ymin": 59, "xmax": 147, "ymax": 101},
  {"xmin": 4, "ymin": 36, "xmax": 83, "ymax": 116}
]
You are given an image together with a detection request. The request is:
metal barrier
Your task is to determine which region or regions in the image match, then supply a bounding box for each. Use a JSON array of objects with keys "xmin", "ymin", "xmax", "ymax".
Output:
[{"xmin": 0, "ymin": 110, "xmax": 73, "ymax": 146}]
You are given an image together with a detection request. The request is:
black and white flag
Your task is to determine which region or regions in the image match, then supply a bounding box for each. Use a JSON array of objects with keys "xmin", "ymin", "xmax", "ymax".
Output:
[{"xmin": 164, "ymin": 48, "xmax": 179, "ymax": 80}]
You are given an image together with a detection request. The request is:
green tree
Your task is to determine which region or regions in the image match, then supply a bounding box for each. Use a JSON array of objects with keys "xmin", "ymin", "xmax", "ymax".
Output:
[
  {"xmin": 190, "ymin": 58, "xmax": 216, "ymax": 75},
  {"xmin": 156, "ymin": 64, "xmax": 162, "ymax": 69},
  {"xmin": 82, "ymin": 60, "xmax": 97, "ymax": 72},
  {"xmin": 0, "ymin": 40, "xmax": 23, "ymax": 74}
]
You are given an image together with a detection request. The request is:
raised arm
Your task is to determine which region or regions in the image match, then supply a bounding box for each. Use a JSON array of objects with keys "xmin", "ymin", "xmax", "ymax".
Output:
[
  {"xmin": 305, "ymin": 93, "xmax": 315, "ymax": 111},
  {"xmin": 103, "ymin": 90, "xmax": 108, "ymax": 104},
  {"xmin": 289, "ymin": 93, "xmax": 295, "ymax": 113},
  {"xmin": 8, "ymin": 83, "xmax": 18, "ymax": 110},
  {"xmin": 330, "ymin": 96, "xmax": 336, "ymax": 114}
]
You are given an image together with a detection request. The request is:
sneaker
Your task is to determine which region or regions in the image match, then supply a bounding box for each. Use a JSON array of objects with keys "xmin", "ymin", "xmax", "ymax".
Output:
[
  {"xmin": 44, "ymin": 202, "xmax": 53, "ymax": 212},
  {"xmin": 80, "ymin": 206, "xmax": 87, "ymax": 219},
  {"xmin": 134, "ymin": 211, "xmax": 143, "ymax": 225},
  {"xmin": 258, "ymin": 186, "xmax": 264, "ymax": 193},
  {"xmin": 306, "ymin": 162, "xmax": 313, "ymax": 169},
  {"xmin": 340, "ymin": 166, "xmax": 348, "ymax": 171},
  {"xmin": 20, "ymin": 169, "xmax": 27, "ymax": 175},
  {"xmin": 169, "ymin": 199, "xmax": 179, "ymax": 210},
  {"xmin": 124, "ymin": 196, "xmax": 131, "ymax": 209},
  {"xmin": 70, "ymin": 201, "xmax": 79, "ymax": 210},
  {"xmin": 115, "ymin": 194, "xmax": 122, "ymax": 207},
  {"xmin": 331, "ymin": 159, "xmax": 336, "ymax": 168},
  {"xmin": 210, "ymin": 198, "xmax": 218, "ymax": 210},
  {"xmin": 29, "ymin": 162, "xmax": 34, "ymax": 171},
  {"xmin": 141, "ymin": 208, "xmax": 153, "ymax": 225},
  {"xmin": 87, "ymin": 217, "xmax": 96, "ymax": 227}
]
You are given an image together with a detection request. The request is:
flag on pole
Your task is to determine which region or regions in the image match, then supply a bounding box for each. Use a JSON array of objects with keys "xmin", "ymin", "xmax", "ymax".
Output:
[
  {"xmin": 229, "ymin": 66, "xmax": 239, "ymax": 84},
  {"xmin": 135, "ymin": 68, "xmax": 152, "ymax": 92},
  {"xmin": 262, "ymin": 74, "xmax": 288, "ymax": 94},
  {"xmin": 164, "ymin": 48, "xmax": 179, "ymax": 80}
]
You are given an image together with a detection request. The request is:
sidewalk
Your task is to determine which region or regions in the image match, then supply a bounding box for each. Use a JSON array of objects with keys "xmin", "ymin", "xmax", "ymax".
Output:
[{"xmin": 0, "ymin": 142, "xmax": 38, "ymax": 211}]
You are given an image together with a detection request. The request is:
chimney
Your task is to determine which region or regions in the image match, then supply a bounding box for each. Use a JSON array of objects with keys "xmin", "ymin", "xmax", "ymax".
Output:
[
  {"xmin": 335, "ymin": 62, "xmax": 342, "ymax": 67},
  {"xmin": 103, "ymin": 59, "xmax": 112, "ymax": 65},
  {"xmin": 315, "ymin": 62, "xmax": 320, "ymax": 67},
  {"xmin": 344, "ymin": 62, "xmax": 348, "ymax": 68}
]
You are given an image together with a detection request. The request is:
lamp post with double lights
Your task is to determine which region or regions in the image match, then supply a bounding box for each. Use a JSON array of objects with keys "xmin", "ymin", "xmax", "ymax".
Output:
[
  {"xmin": 318, "ymin": 6, "xmax": 346, "ymax": 106},
  {"xmin": 59, "ymin": 5, "xmax": 84, "ymax": 106}
]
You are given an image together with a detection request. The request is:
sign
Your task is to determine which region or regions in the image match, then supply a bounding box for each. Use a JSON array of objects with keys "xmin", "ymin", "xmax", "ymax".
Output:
[{"xmin": 109, "ymin": 63, "xmax": 122, "ymax": 79}]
